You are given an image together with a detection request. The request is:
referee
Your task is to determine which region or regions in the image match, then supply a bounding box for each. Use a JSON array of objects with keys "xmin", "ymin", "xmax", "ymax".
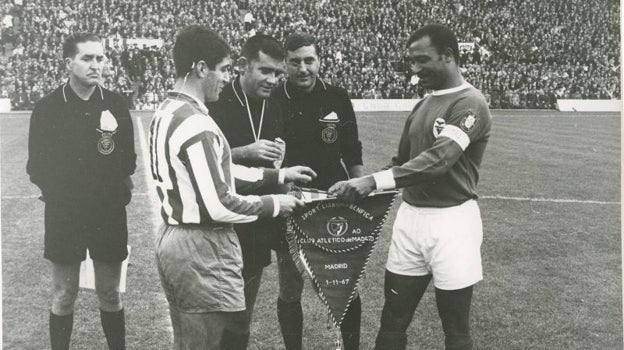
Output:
[
  {"xmin": 207, "ymin": 34, "xmax": 290, "ymax": 348},
  {"xmin": 272, "ymin": 32, "xmax": 364, "ymax": 350},
  {"xmin": 27, "ymin": 32, "xmax": 136, "ymax": 350}
]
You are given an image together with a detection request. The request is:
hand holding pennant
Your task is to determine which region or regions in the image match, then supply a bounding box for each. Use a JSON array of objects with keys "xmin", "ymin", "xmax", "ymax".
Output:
[
  {"xmin": 286, "ymin": 187, "xmax": 398, "ymax": 330},
  {"xmin": 327, "ymin": 176, "xmax": 377, "ymax": 203}
]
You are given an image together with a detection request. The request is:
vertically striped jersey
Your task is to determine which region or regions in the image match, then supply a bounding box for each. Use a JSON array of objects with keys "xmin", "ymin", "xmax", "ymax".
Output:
[{"xmin": 149, "ymin": 91, "xmax": 279, "ymax": 225}]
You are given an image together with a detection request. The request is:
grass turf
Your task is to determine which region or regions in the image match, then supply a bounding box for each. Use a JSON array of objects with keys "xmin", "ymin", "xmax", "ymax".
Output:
[{"xmin": 1, "ymin": 110, "xmax": 621, "ymax": 349}]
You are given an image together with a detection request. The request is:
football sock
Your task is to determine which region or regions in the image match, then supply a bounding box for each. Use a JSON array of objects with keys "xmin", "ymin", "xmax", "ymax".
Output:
[
  {"xmin": 436, "ymin": 287, "xmax": 473, "ymax": 350},
  {"xmin": 277, "ymin": 298, "xmax": 303, "ymax": 350},
  {"xmin": 100, "ymin": 308, "xmax": 126, "ymax": 350},
  {"xmin": 340, "ymin": 296, "xmax": 361, "ymax": 350},
  {"xmin": 50, "ymin": 311, "xmax": 73, "ymax": 350}
]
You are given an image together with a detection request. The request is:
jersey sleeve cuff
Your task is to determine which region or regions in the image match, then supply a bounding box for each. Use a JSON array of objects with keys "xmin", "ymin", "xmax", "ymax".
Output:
[
  {"xmin": 373, "ymin": 169, "xmax": 396, "ymax": 191},
  {"xmin": 271, "ymin": 195, "xmax": 280, "ymax": 217},
  {"xmin": 262, "ymin": 168, "xmax": 279, "ymax": 185},
  {"xmin": 259, "ymin": 195, "xmax": 277, "ymax": 218},
  {"xmin": 278, "ymin": 168, "xmax": 286, "ymax": 184},
  {"xmin": 440, "ymin": 125, "xmax": 470, "ymax": 151}
]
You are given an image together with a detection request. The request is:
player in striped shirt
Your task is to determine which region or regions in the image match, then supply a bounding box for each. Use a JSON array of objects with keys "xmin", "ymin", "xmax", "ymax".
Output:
[
  {"xmin": 330, "ymin": 24, "xmax": 492, "ymax": 350},
  {"xmin": 149, "ymin": 25, "xmax": 316, "ymax": 350}
]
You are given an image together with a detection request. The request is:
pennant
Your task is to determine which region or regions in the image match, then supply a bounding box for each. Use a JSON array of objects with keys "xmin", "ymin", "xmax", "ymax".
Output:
[{"xmin": 287, "ymin": 188, "xmax": 397, "ymax": 328}]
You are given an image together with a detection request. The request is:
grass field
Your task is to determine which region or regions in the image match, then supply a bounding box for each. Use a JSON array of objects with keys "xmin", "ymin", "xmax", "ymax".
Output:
[{"xmin": 1, "ymin": 109, "xmax": 621, "ymax": 349}]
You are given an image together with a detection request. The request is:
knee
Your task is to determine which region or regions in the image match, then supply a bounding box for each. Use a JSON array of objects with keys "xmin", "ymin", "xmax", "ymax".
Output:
[
  {"xmin": 52, "ymin": 286, "xmax": 79, "ymax": 314},
  {"xmin": 379, "ymin": 294, "xmax": 412, "ymax": 331},
  {"xmin": 96, "ymin": 286, "xmax": 122, "ymax": 311}
]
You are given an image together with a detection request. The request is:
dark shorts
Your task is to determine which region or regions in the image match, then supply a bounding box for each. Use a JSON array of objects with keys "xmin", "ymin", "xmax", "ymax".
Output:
[{"xmin": 44, "ymin": 201, "xmax": 128, "ymax": 264}]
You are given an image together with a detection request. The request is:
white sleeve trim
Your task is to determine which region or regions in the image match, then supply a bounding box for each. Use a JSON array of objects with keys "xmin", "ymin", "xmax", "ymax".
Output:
[
  {"xmin": 271, "ymin": 195, "xmax": 280, "ymax": 217},
  {"xmin": 278, "ymin": 168, "xmax": 285, "ymax": 184},
  {"xmin": 373, "ymin": 170, "xmax": 396, "ymax": 190},
  {"xmin": 440, "ymin": 125, "xmax": 470, "ymax": 150},
  {"xmin": 232, "ymin": 164, "xmax": 265, "ymax": 182}
]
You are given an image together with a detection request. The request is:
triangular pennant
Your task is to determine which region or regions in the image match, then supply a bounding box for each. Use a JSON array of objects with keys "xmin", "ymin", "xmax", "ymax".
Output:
[{"xmin": 287, "ymin": 190, "xmax": 397, "ymax": 327}]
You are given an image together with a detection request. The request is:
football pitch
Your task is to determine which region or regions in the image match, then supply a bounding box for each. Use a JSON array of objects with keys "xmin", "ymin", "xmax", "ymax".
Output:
[{"xmin": 1, "ymin": 109, "xmax": 621, "ymax": 349}]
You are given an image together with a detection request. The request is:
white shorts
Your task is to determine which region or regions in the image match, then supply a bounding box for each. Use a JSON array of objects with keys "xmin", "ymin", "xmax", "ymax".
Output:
[{"xmin": 386, "ymin": 200, "xmax": 483, "ymax": 290}]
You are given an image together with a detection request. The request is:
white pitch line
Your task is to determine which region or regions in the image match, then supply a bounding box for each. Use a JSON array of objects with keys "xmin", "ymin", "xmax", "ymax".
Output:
[
  {"xmin": 4, "ymin": 191, "xmax": 618, "ymax": 206},
  {"xmin": 481, "ymin": 195, "xmax": 619, "ymax": 205},
  {"xmin": 134, "ymin": 117, "xmax": 162, "ymax": 226},
  {"xmin": 134, "ymin": 115, "xmax": 175, "ymax": 341}
]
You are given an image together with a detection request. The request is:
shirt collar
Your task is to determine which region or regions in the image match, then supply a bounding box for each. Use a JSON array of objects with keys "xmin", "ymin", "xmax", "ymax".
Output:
[
  {"xmin": 283, "ymin": 78, "xmax": 327, "ymax": 100},
  {"xmin": 167, "ymin": 90, "xmax": 209, "ymax": 115},
  {"xmin": 62, "ymin": 81, "xmax": 104, "ymax": 103},
  {"xmin": 430, "ymin": 82, "xmax": 471, "ymax": 96}
]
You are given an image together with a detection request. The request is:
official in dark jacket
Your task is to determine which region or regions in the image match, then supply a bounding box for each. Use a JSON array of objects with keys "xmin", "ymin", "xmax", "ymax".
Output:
[
  {"xmin": 271, "ymin": 32, "xmax": 363, "ymax": 350},
  {"xmin": 26, "ymin": 32, "xmax": 135, "ymax": 350},
  {"xmin": 207, "ymin": 34, "xmax": 292, "ymax": 349}
]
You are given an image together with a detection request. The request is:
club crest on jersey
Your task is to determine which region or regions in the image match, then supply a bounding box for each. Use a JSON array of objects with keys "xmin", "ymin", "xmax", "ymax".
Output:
[
  {"xmin": 460, "ymin": 111, "xmax": 478, "ymax": 132},
  {"xmin": 433, "ymin": 118, "xmax": 446, "ymax": 138},
  {"xmin": 327, "ymin": 216, "xmax": 348, "ymax": 237},
  {"xmin": 97, "ymin": 130, "xmax": 115, "ymax": 155}
]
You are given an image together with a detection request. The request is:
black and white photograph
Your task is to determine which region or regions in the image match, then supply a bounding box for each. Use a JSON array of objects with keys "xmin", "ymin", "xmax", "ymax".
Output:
[{"xmin": 0, "ymin": 0, "xmax": 621, "ymax": 349}]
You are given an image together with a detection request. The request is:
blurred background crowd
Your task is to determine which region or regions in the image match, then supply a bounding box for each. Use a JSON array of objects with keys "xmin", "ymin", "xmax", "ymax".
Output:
[{"xmin": 0, "ymin": 0, "xmax": 620, "ymax": 110}]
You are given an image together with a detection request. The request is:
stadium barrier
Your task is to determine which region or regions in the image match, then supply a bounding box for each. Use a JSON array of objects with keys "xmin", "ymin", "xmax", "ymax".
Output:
[
  {"xmin": 0, "ymin": 98, "xmax": 10, "ymax": 113},
  {"xmin": 2, "ymin": 99, "xmax": 622, "ymax": 113},
  {"xmin": 351, "ymin": 99, "xmax": 418, "ymax": 112},
  {"xmin": 557, "ymin": 99, "xmax": 621, "ymax": 112}
]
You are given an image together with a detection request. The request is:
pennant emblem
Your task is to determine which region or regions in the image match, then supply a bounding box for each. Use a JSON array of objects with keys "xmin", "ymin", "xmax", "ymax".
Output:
[
  {"xmin": 327, "ymin": 217, "xmax": 348, "ymax": 237},
  {"xmin": 287, "ymin": 189, "xmax": 397, "ymax": 327}
]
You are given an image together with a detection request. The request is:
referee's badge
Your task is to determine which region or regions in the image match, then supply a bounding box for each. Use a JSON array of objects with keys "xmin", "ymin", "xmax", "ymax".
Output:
[
  {"xmin": 97, "ymin": 130, "xmax": 116, "ymax": 155},
  {"xmin": 460, "ymin": 111, "xmax": 478, "ymax": 132},
  {"xmin": 320, "ymin": 112, "xmax": 339, "ymax": 144},
  {"xmin": 433, "ymin": 118, "xmax": 446, "ymax": 138},
  {"xmin": 98, "ymin": 110, "xmax": 118, "ymax": 155}
]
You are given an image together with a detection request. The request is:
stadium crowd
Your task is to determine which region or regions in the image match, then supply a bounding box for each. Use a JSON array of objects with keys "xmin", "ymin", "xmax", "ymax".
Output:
[{"xmin": 1, "ymin": 0, "xmax": 620, "ymax": 110}]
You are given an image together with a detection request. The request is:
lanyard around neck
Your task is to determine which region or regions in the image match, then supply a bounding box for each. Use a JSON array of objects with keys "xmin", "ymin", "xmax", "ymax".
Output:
[{"xmin": 242, "ymin": 90, "xmax": 265, "ymax": 142}]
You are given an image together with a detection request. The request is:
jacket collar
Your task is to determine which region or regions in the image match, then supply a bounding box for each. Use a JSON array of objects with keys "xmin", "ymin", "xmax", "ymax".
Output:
[
  {"xmin": 283, "ymin": 78, "xmax": 327, "ymax": 100},
  {"xmin": 62, "ymin": 80, "xmax": 104, "ymax": 103}
]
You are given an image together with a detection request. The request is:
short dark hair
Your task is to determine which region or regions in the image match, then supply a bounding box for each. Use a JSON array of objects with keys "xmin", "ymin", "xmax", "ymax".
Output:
[
  {"xmin": 240, "ymin": 34, "xmax": 284, "ymax": 62},
  {"xmin": 407, "ymin": 24, "xmax": 459, "ymax": 62},
  {"xmin": 62, "ymin": 32, "xmax": 101, "ymax": 59},
  {"xmin": 284, "ymin": 32, "xmax": 321, "ymax": 57},
  {"xmin": 173, "ymin": 25, "xmax": 231, "ymax": 76}
]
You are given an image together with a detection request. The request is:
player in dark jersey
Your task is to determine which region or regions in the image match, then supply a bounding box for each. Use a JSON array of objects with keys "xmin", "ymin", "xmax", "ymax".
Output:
[{"xmin": 330, "ymin": 24, "xmax": 492, "ymax": 350}]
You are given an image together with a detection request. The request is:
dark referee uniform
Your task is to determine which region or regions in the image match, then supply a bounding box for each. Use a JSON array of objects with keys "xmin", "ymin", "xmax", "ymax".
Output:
[
  {"xmin": 272, "ymin": 78, "xmax": 363, "ymax": 350},
  {"xmin": 273, "ymin": 79, "xmax": 362, "ymax": 190},
  {"xmin": 207, "ymin": 77, "xmax": 288, "ymax": 270},
  {"xmin": 27, "ymin": 83, "xmax": 136, "ymax": 264}
]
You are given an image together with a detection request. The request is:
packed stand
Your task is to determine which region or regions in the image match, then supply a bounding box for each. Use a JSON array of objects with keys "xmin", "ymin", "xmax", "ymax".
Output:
[{"xmin": 1, "ymin": 0, "xmax": 620, "ymax": 110}]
